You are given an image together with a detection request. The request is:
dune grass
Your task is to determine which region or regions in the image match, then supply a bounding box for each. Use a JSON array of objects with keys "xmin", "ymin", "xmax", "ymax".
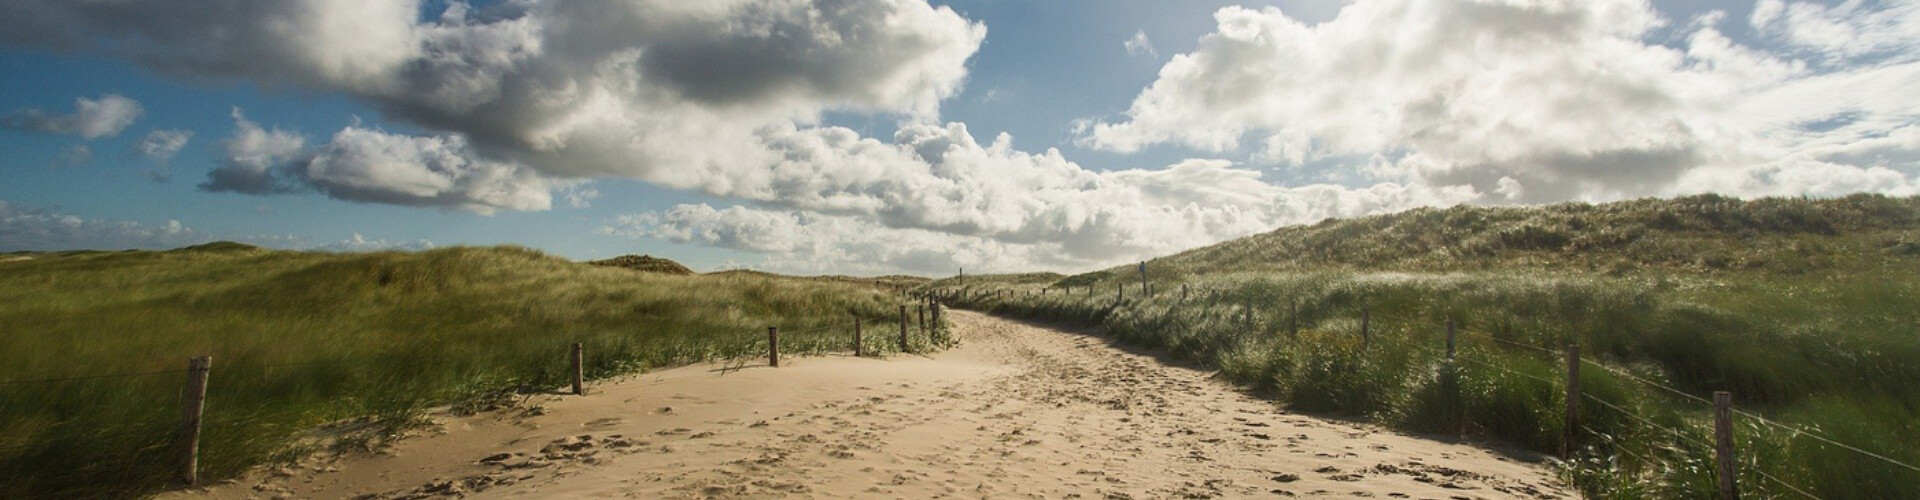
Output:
[
  {"xmin": 934, "ymin": 194, "xmax": 1920, "ymax": 499},
  {"xmin": 0, "ymin": 245, "xmax": 940, "ymax": 499}
]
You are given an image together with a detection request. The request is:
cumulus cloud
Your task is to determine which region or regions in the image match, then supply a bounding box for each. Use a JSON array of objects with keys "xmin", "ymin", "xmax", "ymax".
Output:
[
  {"xmin": 0, "ymin": 199, "xmax": 445, "ymax": 253},
  {"xmin": 0, "ymin": 0, "xmax": 985, "ymax": 184},
  {"xmin": 1124, "ymin": 30, "xmax": 1158, "ymax": 58},
  {"xmin": 1078, "ymin": 0, "xmax": 1920, "ymax": 205},
  {"xmin": 204, "ymin": 109, "xmax": 306, "ymax": 195},
  {"xmin": 0, "ymin": 199, "xmax": 200, "ymax": 251},
  {"xmin": 136, "ymin": 129, "xmax": 193, "ymax": 161},
  {"xmin": 604, "ymin": 122, "xmax": 1476, "ymax": 273},
  {"xmin": 3, "ymin": 94, "xmax": 143, "ymax": 139},
  {"xmin": 312, "ymin": 232, "xmax": 436, "ymax": 252},
  {"xmin": 202, "ymin": 109, "xmax": 563, "ymax": 214}
]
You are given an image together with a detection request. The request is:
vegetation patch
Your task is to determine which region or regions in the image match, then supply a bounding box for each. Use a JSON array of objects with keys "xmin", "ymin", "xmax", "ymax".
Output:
[
  {"xmin": 934, "ymin": 194, "xmax": 1920, "ymax": 499},
  {"xmin": 0, "ymin": 246, "xmax": 932, "ymax": 498},
  {"xmin": 586, "ymin": 254, "xmax": 696, "ymax": 275}
]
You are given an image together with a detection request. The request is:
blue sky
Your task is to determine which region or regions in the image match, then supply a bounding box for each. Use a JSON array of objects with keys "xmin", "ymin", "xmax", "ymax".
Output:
[{"xmin": 3, "ymin": 0, "xmax": 1916, "ymax": 274}]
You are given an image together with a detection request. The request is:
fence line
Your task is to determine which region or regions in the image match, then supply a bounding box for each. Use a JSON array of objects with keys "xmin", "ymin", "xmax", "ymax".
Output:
[
  {"xmin": 1753, "ymin": 467, "xmax": 1825, "ymax": 500},
  {"xmin": 0, "ymin": 368, "xmax": 188, "ymax": 386},
  {"xmin": 935, "ymin": 284, "xmax": 1920, "ymax": 498},
  {"xmin": 3, "ymin": 294, "xmax": 948, "ymax": 488},
  {"xmin": 1732, "ymin": 408, "xmax": 1920, "ymax": 474},
  {"xmin": 1456, "ymin": 356, "xmax": 1557, "ymax": 385},
  {"xmin": 936, "ymin": 284, "xmax": 1881, "ymax": 500}
]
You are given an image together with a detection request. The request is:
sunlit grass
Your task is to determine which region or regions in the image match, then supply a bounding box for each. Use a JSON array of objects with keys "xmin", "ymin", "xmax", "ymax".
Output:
[
  {"xmin": 0, "ymin": 244, "xmax": 934, "ymax": 498},
  {"xmin": 936, "ymin": 194, "xmax": 1920, "ymax": 499}
]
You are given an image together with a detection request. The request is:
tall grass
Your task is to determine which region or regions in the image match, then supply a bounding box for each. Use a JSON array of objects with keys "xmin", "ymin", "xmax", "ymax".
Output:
[
  {"xmin": 934, "ymin": 194, "xmax": 1920, "ymax": 499},
  {"xmin": 0, "ymin": 245, "xmax": 936, "ymax": 498}
]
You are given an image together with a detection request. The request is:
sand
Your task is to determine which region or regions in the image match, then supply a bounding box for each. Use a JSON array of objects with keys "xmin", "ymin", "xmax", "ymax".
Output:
[{"xmin": 166, "ymin": 310, "xmax": 1571, "ymax": 499}]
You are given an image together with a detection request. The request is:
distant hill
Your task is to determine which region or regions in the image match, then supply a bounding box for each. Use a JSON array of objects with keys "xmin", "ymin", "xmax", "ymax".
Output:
[
  {"xmin": 587, "ymin": 254, "xmax": 695, "ymax": 275},
  {"xmin": 169, "ymin": 241, "xmax": 264, "ymax": 253},
  {"xmin": 1066, "ymin": 193, "xmax": 1920, "ymax": 283}
]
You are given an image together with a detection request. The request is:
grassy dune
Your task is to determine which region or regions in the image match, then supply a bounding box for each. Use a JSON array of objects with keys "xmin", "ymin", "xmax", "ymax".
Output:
[
  {"xmin": 0, "ymin": 245, "xmax": 936, "ymax": 498},
  {"xmin": 935, "ymin": 194, "xmax": 1920, "ymax": 499}
]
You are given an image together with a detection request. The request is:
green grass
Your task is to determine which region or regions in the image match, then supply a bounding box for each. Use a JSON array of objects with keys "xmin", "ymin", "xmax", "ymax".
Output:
[
  {"xmin": 0, "ymin": 245, "xmax": 943, "ymax": 499},
  {"xmin": 931, "ymin": 194, "xmax": 1920, "ymax": 499}
]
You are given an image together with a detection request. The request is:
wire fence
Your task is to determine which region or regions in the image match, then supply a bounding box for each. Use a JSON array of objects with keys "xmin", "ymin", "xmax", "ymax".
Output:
[
  {"xmin": 2, "ymin": 295, "xmax": 953, "ymax": 490},
  {"xmin": 935, "ymin": 282, "xmax": 1918, "ymax": 499}
]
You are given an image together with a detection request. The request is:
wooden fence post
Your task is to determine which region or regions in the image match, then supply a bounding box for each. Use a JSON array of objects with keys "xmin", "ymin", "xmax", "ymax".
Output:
[
  {"xmin": 1139, "ymin": 261, "xmax": 1148, "ymax": 296},
  {"xmin": 1360, "ymin": 304, "xmax": 1370, "ymax": 347},
  {"xmin": 918, "ymin": 305, "xmax": 927, "ymax": 335},
  {"xmin": 571, "ymin": 342, "xmax": 585, "ymax": 395},
  {"xmin": 178, "ymin": 355, "xmax": 211, "ymax": 485},
  {"xmin": 899, "ymin": 305, "xmax": 910, "ymax": 353},
  {"xmin": 768, "ymin": 327, "xmax": 780, "ymax": 367},
  {"xmin": 1244, "ymin": 297, "xmax": 1254, "ymax": 327},
  {"xmin": 1715, "ymin": 391, "xmax": 1739, "ymax": 500},
  {"xmin": 1181, "ymin": 284, "xmax": 1188, "ymax": 301},
  {"xmin": 854, "ymin": 318, "xmax": 864, "ymax": 357},
  {"xmin": 1564, "ymin": 343, "xmax": 1580, "ymax": 458},
  {"xmin": 1446, "ymin": 318, "xmax": 1456, "ymax": 359}
]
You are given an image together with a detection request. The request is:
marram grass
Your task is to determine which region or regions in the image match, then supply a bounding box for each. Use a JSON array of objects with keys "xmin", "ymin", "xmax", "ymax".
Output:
[
  {"xmin": 937, "ymin": 194, "xmax": 1920, "ymax": 499},
  {"xmin": 0, "ymin": 245, "xmax": 940, "ymax": 498}
]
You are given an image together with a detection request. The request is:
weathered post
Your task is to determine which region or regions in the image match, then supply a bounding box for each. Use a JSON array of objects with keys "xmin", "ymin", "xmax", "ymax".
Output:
[
  {"xmin": 853, "ymin": 318, "xmax": 864, "ymax": 357},
  {"xmin": 1138, "ymin": 261, "xmax": 1148, "ymax": 296},
  {"xmin": 1117, "ymin": 282, "xmax": 1125, "ymax": 302},
  {"xmin": 1360, "ymin": 304, "xmax": 1371, "ymax": 347},
  {"xmin": 768, "ymin": 327, "xmax": 780, "ymax": 367},
  {"xmin": 571, "ymin": 342, "xmax": 584, "ymax": 395},
  {"xmin": 935, "ymin": 301, "xmax": 948, "ymax": 344},
  {"xmin": 1181, "ymin": 284, "xmax": 1189, "ymax": 301},
  {"xmin": 1715, "ymin": 391, "xmax": 1738, "ymax": 500},
  {"xmin": 178, "ymin": 355, "xmax": 211, "ymax": 485},
  {"xmin": 918, "ymin": 305, "xmax": 927, "ymax": 336},
  {"xmin": 1564, "ymin": 343, "xmax": 1581, "ymax": 457},
  {"xmin": 1246, "ymin": 297, "xmax": 1255, "ymax": 327},
  {"xmin": 1446, "ymin": 318, "xmax": 1457, "ymax": 359},
  {"xmin": 899, "ymin": 305, "xmax": 910, "ymax": 353}
]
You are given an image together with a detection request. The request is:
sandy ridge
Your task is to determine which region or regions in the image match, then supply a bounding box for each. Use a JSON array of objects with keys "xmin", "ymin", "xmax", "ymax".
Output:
[{"xmin": 170, "ymin": 310, "xmax": 1570, "ymax": 499}]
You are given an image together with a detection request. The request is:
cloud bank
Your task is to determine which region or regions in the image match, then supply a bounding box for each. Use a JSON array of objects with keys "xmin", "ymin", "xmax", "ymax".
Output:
[
  {"xmin": 0, "ymin": 199, "xmax": 197, "ymax": 251},
  {"xmin": 0, "ymin": 199, "xmax": 437, "ymax": 253},
  {"xmin": 7, "ymin": 0, "xmax": 1919, "ymax": 274},
  {"xmin": 1078, "ymin": 0, "xmax": 1920, "ymax": 205}
]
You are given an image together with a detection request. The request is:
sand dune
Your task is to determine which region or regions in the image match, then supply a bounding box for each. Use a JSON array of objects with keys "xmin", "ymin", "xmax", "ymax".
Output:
[{"xmin": 170, "ymin": 310, "xmax": 1570, "ymax": 499}]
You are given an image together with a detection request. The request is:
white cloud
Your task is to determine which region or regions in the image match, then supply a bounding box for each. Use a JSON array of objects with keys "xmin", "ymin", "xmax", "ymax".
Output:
[
  {"xmin": 3, "ymin": 94, "xmax": 143, "ymax": 139},
  {"xmin": 0, "ymin": 0, "xmax": 986, "ymax": 198},
  {"xmin": 203, "ymin": 108, "xmax": 306, "ymax": 195},
  {"xmin": 0, "ymin": 199, "xmax": 201, "ymax": 251},
  {"xmin": 204, "ymin": 110, "xmax": 565, "ymax": 214},
  {"xmin": 1751, "ymin": 0, "xmax": 1920, "ymax": 64},
  {"xmin": 0, "ymin": 198, "xmax": 444, "ymax": 253},
  {"xmin": 604, "ymin": 122, "xmax": 1476, "ymax": 273},
  {"xmin": 1124, "ymin": 30, "xmax": 1158, "ymax": 58},
  {"xmin": 136, "ymin": 129, "xmax": 193, "ymax": 161},
  {"xmin": 312, "ymin": 232, "xmax": 436, "ymax": 252},
  {"xmin": 1077, "ymin": 0, "xmax": 1920, "ymax": 204},
  {"xmin": 300, "ymin": 126, "xmax": 561, "ymax": 214}
]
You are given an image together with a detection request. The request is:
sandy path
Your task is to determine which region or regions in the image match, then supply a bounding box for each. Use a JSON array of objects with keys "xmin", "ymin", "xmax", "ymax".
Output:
[{"xmin": 170, "ymin": 310, "xmax": 1571, "ymax": 499}]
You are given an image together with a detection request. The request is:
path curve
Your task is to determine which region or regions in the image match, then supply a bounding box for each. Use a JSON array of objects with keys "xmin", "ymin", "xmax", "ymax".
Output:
[{"xmin": 172, "ymin": 310, "xmax": 1571, "ymax": 499}]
